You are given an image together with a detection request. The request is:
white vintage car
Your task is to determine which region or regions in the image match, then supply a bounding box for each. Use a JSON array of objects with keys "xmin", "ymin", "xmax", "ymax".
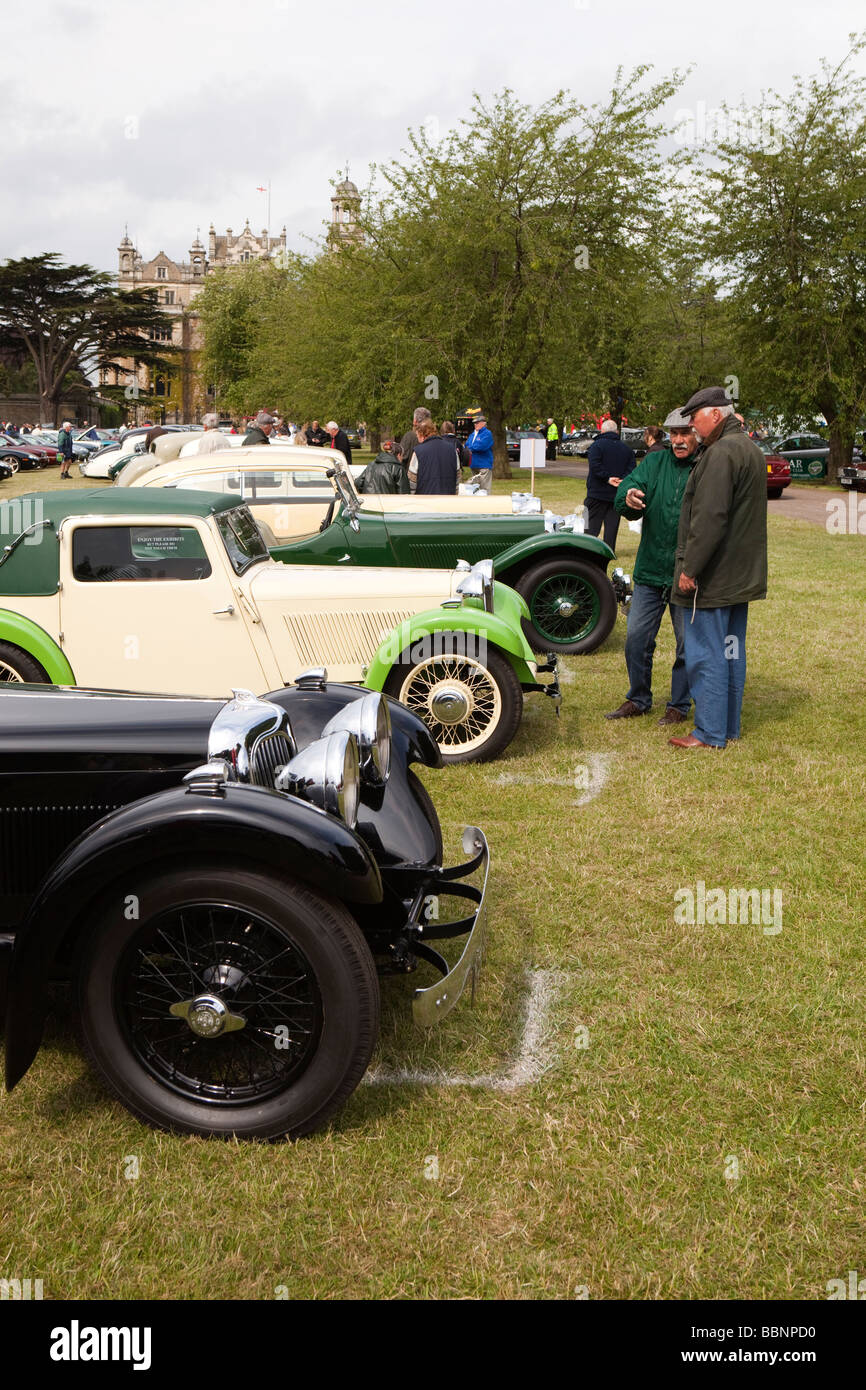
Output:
[
  {"xmin": 117, "ymin": 434, "xmax": 541, "ymax": 515},
  {"xmin": 0, "ymin": 489, "xmax": 559, "ymax": 763}
]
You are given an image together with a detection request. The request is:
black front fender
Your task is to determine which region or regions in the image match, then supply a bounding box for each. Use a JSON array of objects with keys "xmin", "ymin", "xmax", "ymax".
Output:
[{"xmin": 4, "ymin": 782, "xmax": 382, "ymax": 1091}]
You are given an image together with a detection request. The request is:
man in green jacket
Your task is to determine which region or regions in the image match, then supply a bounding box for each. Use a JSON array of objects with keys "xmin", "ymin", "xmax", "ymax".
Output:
[
  {"xmin": 606, "ymin": 408, "xmax": 699, "ymax": 723},
  {"xmin": 669, "ymin": 387, "xmax": 768, "ymax": 751}
]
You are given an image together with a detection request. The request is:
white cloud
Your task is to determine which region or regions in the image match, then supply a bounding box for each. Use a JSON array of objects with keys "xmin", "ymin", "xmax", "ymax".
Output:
[{"xmin": 2, "ymin": 0, "xmax": 864, "ymax": 270}]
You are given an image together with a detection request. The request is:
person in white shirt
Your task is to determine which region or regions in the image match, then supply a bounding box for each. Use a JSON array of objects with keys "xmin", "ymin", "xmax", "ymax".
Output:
[{"xmin": 196, "ymin": 413, "xmax": 227, "ymax": 454}]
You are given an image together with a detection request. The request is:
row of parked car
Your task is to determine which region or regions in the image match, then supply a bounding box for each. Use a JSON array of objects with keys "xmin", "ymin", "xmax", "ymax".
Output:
[{"xmin": 0, "ymin": 433, "xmax": 640, "ymax": 1141}]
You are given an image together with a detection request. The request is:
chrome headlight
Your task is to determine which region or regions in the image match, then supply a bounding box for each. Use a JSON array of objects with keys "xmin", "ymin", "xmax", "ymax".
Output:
[
  {"xmin": 206, "ymin": 688, "xmax": 297, "ymax": 787},
  {"xmin": 275, "ymin": 730, "xmax": 360, "ymax": 829},
  {"xmin": 456, "ymin": 557, "xmax": 495, "ymax": 613},
  {"xmin": 321, "ymin": 691, "xmax": 391, "ymax": 786}
]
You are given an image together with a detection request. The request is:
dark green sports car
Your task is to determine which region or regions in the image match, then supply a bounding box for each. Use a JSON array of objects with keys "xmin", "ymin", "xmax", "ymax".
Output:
[
  {"xmin": 261, "ymin": 472, "xmax": 625, "ymax": 655},
  {"xmin": 132, "ymin": 453, "xmax": 630, "ymax": 654}
]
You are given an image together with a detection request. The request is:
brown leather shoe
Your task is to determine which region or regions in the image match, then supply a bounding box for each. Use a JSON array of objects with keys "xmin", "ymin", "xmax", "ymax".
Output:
[
  {"xmin": 668, "ymin": 734, "xmax": 722, "ymax": 749},
  {"xmin": 658, "ymin": 707, "xmax": 688, "ymax": 726},
  {"xmin": 605, "ymin": 700, "xmax": 650, "ymax": 720}
]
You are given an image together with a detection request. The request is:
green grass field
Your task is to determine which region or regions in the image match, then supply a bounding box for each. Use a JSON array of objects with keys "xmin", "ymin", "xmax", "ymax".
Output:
[{"xmin": 1, "ymin": 465, "xmax": 864, "ymax": 1299}]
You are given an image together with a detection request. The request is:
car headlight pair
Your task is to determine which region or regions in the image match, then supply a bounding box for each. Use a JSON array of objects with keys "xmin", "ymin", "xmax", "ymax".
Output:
[
  {"xmin": 275, "ymin": 692, "xmax": 391, "ymax": 830},
  {"xmin": 455, "ymin": 557, "xmax": 495, "ymax": 613}
]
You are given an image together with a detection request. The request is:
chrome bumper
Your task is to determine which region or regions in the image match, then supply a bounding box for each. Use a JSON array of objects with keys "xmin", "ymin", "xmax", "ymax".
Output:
[{"xmin": 406, "ymin": 826, "xmax": 490, "ymax": 1027}]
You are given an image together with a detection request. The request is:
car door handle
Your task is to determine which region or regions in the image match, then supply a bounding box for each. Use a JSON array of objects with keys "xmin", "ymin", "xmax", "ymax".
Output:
[{"xmin": 213, "ymin": 604, "xmax": 235, "ymax": 615}]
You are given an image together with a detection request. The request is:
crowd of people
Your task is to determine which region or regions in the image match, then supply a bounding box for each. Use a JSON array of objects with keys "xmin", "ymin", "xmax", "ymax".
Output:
[{"xmin": 234, "ymin": 413, "xmax": 359, "ymax": 466}]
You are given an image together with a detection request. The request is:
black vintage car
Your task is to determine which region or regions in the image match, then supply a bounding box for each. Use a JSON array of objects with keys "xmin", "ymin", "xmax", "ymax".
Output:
[{"xmin": 0, "ymin": 678, "xmax": 487, "ymax": 1141}]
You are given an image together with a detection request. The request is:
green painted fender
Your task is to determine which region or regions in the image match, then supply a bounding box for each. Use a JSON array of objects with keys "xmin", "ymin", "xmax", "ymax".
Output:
[
  {"xmin": 0, "ymin": 610, "xmax": 75, "ymax": 684},
  {"xmin": 364, "ymin": 583, "xmax": 537, "ymax": 690},
  {"xmin": 494, "ymin": 531, "xmax": 614, "ymax": 581}
]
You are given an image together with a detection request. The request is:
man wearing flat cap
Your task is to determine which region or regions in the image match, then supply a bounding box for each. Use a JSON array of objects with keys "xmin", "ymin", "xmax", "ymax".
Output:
[
  {"xmin": 606, "ymin": 408, "xmax": 700, "ymax": 724},
  {"xmin": 242, "ymin": 412, "xmax": 275, "ymax": 446},
  {"xmin": 668, "ymin": 387, "xmax": 768, "ymax": 750}
]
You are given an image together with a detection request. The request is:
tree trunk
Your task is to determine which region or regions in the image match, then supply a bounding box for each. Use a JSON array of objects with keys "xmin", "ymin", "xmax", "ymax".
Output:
[
  {"xmin": 827, "ymin": 421, "xmax": 853, "ymax": 483},
  {"xmin": 489, "ymin": 405, "xmax": 512, "ymax": 480},
  {"xmin": 368, "ymin": 424, "xmax": 382, "ymax": 452}
]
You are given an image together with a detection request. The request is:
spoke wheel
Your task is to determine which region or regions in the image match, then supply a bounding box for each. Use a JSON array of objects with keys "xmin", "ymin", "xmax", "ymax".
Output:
[
  {"xmin": 118, "ymin": 903, "xmax": 323, "ymax": 1104},
  {"xmin": 78, "ymin": 866, "xmax": 379, "ymax": 1140},
  {"xmin": 516, "ymin": 558, "xmax": 617, "ymax": 655},
  {"xmin": 0, "ymin": 641, "xmax": 49, "ymax": 684},
  {"xmin": 385, "ymin": 636, "xmax": 522, "ymax": 764}
]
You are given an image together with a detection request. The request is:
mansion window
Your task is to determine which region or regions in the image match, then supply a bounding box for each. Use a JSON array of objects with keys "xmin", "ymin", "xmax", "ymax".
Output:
[
  {"xmin": 163, "ymin": 290, "xmax": 175, "ymax": 305},
  {"xmin": 156, "ymin": 266, "xmax": 167, "ymax": 279}
]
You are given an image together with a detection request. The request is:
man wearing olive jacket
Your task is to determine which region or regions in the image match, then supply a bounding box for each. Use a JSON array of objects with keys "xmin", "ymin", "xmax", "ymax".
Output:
[
  {"xmin": 606, "ymin": 407, "xmax": 700, "ymax": 724},
  {"xmin": 669, "ymin": 387, "xmax": 768, "ymax": 751}
]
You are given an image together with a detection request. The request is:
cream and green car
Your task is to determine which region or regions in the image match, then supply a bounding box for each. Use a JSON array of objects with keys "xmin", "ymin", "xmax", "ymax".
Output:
[{"xmin": 0, "ymin": 491, "xmax": 560, "ymax": 763}]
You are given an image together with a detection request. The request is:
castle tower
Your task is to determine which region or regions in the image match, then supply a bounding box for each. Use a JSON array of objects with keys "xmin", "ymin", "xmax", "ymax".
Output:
[
  {"xmin": 118, "ymin": 229, "xmax": 135, "ymax": 281},
  {"xmin": 330, "ymin": 177, "xmax": 363, "ymax": 247},
  {"xmin": 189, "ymin": 230, "xmax": 206, "ymax": 279}
]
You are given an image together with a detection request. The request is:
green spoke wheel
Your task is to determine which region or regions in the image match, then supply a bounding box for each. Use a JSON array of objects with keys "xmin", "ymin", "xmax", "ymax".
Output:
[{"xmin": 516, "ymin": 558, "xmax": 617, "ymax": 655}]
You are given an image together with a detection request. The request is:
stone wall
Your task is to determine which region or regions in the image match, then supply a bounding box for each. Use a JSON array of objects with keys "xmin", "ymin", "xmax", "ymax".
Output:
[{"xmin": 0, "ymin": 394, "xmax": 110, "ymax": 427}]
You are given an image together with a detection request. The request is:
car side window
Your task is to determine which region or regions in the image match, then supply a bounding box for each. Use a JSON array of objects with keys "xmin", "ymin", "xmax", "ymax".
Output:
[{"xmin": 72, "ymin": 526, "xmax": 212, "ymax": 581}]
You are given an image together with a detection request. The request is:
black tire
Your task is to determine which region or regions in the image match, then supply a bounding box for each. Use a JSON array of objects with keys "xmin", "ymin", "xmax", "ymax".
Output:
[
  {"xmin": 767, "ymin": 487, "xmax": 783, "ymax": 499},
  {"xmin": 0, "ymin": 641, "xmax": 49, "ymax": 684},
  {"xmin": 384, "ymin": 633, "xmax": 523, "ymax": 764},
  {"xmin": 76, "ymin": 866, "xmax": 380, "ymax": 1141},
  {"xmin": 515, "ymin": 557, "xmax": 617, "ymax": 655}
]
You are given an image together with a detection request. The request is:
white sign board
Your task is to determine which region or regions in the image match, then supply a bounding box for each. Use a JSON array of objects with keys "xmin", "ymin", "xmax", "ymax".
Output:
[{"xmin": 519, "ymin": 438, "xmax": 546, "ymax": 470}]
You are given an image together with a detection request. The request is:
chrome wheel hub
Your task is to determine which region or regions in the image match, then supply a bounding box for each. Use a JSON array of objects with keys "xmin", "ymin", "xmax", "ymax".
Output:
[
  {"xmin": 170, "ymin": 992, "xmax": 246, "ymax": 1038},
  {"xmin": 556, "ymin": 598, "xmax": 577, "ymax": 619},
  {"xmin": 430, "ymin": 686, "xmax": 471, "ymax": 724}
]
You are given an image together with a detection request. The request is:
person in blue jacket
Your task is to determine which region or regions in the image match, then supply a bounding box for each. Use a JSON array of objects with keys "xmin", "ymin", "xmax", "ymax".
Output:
[
  {"xmin": 464, "ymin": 413, "xmax": 494, "ymax": 493},
  {"xmin": 585, "ymin": 418, "xmax": 636, "ymax": 550}
]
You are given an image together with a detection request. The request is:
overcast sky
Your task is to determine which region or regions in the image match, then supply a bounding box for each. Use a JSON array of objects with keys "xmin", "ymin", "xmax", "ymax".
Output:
[{"xmin": 3, "ymin": 0, "xmax": 864, "ymax": 273}]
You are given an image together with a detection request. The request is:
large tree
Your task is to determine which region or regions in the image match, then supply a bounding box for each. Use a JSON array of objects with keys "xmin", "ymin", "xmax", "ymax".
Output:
[
  {"xmin": 351, "ymin": 75, "xmax": 684, "ymax": 473},
  {"xmin": 198, "ymin": 76, "xmax": 685, "ymax": 471},
  {"xmin": 0, "ymin": 253, "xmax": 175, "ymax": 423},
  {"xmin": 702, "ymin": 37, "xmax": 866, "ymax": 477}
]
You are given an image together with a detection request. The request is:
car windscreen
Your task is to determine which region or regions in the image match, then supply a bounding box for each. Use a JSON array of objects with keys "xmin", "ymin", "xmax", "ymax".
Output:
[{"xmin": 215, "ymin": 505, "xmax": 270, "ymax": 575}]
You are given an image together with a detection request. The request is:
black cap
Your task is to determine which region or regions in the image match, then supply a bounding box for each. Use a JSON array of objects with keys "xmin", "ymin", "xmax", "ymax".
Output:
[{"xmin": 681, "ymin": 386, "xmax": 731, "ymax": 415}]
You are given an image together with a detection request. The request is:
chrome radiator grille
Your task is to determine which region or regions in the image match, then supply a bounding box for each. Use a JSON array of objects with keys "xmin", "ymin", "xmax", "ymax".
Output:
[{"xmin": 250, "ymin": 734, "xmax": 295, "ymax": 788}]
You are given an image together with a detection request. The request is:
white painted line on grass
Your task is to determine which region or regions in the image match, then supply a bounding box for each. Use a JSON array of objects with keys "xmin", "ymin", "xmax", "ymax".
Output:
[
  {"xmin": 491, "ymin": 752, "xmax": 612, "ymax": 806},
  {"xmin": 365, "ymin": 968, "xmax": 569, "ymax": 1090}
]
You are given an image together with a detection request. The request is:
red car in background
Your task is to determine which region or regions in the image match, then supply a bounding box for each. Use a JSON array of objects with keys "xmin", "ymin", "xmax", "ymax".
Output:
[
  {"xmin": 756, "ymin": 441, "xmax": 791, "ymax": 499},
  {"xmin": 0, "ymin": 432, "xmax": 58, "ymax": 465}
]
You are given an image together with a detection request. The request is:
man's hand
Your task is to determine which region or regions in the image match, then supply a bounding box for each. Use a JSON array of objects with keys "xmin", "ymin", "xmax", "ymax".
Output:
[
  {"xmin": 678, "ymin": 573, "xmax": 697, "ymax": 593},
  {"xmin": 608, "ymin": 476, "xmax": 622, "ymax": 487},
  {"xmin": 625, "ymin": 488, "xmax": 646, "ymax": 510}
]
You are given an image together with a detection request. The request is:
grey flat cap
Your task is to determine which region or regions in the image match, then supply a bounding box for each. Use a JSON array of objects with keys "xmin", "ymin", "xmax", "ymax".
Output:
[
  {"xmin": 255, "ymin": 412, "xmax": 275, "ymax": 426},
  {"xmin": 681, "ymin": 386, "xmax": 730, "ymax": 415},
  {"xmin": 663, "ymin": 407, "xmax": 694, "ymax": 429}
]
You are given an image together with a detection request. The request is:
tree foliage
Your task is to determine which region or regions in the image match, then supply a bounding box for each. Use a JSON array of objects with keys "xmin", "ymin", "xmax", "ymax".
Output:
[
  {"xmin": 702, "ymin": 35, "xmax": 866, "ymax": 475},
  {"xmin": 0, "ymin": 253, "xmax": 175, "ymax": 424}
]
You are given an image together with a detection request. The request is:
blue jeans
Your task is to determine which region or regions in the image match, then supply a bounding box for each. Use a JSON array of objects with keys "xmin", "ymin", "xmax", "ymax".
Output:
[
  {"xmin": 625, "ymin": 582, "xmax": 691, "ymax": 714},
  {"xmin": 682, "ymin": 604, "xmax": 749, "ymax": 747}
]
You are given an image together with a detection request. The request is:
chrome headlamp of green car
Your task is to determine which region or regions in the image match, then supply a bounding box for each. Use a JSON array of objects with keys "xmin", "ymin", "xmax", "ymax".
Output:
[{"xmin": 455, "ymin": 558, "xmax": 495, "ymax": 613}]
